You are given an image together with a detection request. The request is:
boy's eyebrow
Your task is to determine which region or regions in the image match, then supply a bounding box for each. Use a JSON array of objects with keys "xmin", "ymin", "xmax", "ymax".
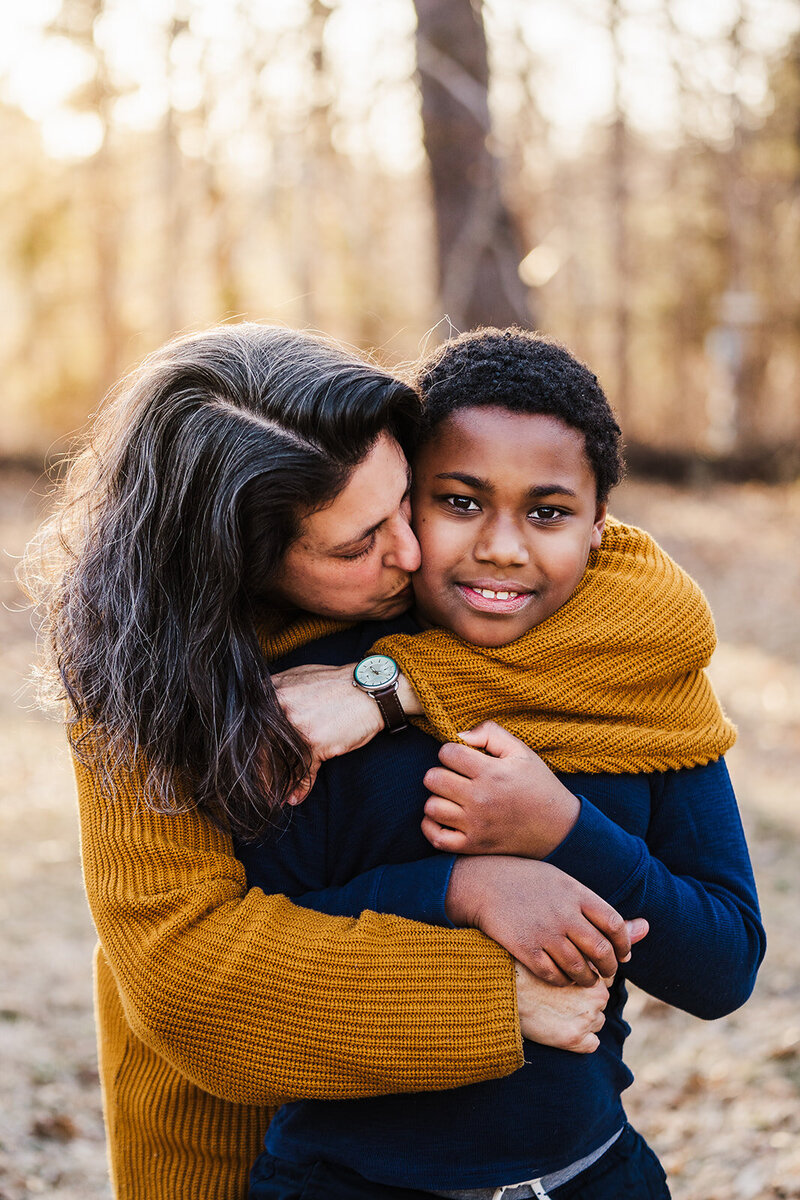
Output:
[
  {"xmin": 434, "ymin": 472, "xmax": 578, "ymax": 501},
  {"xmin": 434, "ymin": 471, "xmax": 492, "ymax": 490},
  {"xmin": 528, "ymin": 484, "xmax": 578, "ymax": 499},
  {"xmin": 329, "ymin": 464, "xmax": 413, "ymax": 553}
]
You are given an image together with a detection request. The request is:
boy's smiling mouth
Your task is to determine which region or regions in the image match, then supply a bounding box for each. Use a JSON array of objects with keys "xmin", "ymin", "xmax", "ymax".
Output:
[{"xmin": 457, "ymin": 583, "xmax": 534, "ymax": 614}]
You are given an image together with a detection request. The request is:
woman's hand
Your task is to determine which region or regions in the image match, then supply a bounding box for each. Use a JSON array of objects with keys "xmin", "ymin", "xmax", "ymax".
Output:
[
  {"xmin": 514, "ymin": 962, "xmax": 610, "ymax": 1052},
  {"xmin": 272, "ymin": 663, "xmax": 384, "ymax": 803},
  {"xmin": 445, "ymin": 855, "xmax": 648, "ymax": 987},
  {"xmin": 272, "ymin": 663, "xmax": 424, "ymax": 803},
  {"xmin": 423, "ymin": 720, "xmax": 581, "ymax": 858}
]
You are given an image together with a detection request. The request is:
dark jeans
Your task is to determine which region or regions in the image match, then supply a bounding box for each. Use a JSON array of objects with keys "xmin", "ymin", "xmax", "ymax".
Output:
[{"xmin": 249, "ymin": 1124, "xmax": 671, "ymax": 1200}]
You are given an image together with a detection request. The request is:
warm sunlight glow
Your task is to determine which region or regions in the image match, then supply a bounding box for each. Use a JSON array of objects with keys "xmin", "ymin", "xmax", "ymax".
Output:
[{"xmin": 2, "ymin": 0, "xmax": 797, "ymax": 163}]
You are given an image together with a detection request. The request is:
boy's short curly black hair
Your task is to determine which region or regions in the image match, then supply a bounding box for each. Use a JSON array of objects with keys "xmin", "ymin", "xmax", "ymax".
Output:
[{"xmin": 411, "ymin": 327, "xmax": 624, "ymax": 502}]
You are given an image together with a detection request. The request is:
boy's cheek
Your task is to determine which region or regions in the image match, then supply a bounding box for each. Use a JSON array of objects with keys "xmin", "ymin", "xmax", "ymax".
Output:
[{"xmin": 410, "ymin": 569, "xmax": 449, "ymax": 627}]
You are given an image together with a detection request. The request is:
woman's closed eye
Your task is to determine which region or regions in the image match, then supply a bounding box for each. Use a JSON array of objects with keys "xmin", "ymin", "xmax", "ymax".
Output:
[{"xmin": 339, "ymin": 532, "xmax": 377, "ymax": 560}]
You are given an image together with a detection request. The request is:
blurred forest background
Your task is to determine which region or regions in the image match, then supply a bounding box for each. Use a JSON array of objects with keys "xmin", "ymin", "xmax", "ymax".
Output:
[
  {"xmin": 0, "ymin": 0, "xmax": 799, "ymax": 470},
  {"xmin": 1, "ymin": 1, "xmax": 800, "ymax": 1199}
]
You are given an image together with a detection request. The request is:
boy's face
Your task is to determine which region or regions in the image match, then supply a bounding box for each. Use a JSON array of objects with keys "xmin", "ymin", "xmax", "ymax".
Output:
[{"xmin": 411, "ymin": 407, "xmax": 607, "ymax": 648}]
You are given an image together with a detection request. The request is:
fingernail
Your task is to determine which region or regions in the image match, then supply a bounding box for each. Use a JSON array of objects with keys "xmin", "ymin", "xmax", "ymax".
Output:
[{"xmin": 621, "ymin": 953, "xmax": 631, "ymax": 962}]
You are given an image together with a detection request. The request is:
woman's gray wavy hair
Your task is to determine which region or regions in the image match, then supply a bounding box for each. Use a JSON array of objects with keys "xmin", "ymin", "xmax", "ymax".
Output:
[{"xmin": 23, "ymin": 323, "xmax": 420, "ymax": 840}]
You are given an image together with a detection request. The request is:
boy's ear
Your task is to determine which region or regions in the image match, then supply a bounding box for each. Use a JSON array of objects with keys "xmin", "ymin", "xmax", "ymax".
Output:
[{"xmin": 591, "ymin": 502, "xmax": 608, "ymax": 550}]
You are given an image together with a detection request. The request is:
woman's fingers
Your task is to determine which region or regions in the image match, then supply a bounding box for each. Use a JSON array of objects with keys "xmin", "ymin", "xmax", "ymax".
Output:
[
  {"xmin": 514, "ymin": 962, "xmax": 610, "ymax": 1051},
  {"xmin": 285, "ymin": 760, "xmax": 320, "ymax": 806}
]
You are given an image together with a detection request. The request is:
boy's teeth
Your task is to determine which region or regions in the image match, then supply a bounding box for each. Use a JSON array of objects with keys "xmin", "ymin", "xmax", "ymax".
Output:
[{"xmin": 474, "ymin": 588, "xmax": 518, "ymax": 600}]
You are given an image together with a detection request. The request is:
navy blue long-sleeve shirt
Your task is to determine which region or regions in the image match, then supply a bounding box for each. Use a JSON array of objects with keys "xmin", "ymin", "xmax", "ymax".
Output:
[{"xmin": 237, "ymin": 617, "xmax": 764, "ymax": 1191}]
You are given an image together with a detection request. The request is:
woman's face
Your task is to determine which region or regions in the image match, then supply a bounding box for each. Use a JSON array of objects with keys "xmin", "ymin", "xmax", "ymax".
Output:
[{"xmin": 270, "ymin": 433, "xmax": 422, "ymax": 621}]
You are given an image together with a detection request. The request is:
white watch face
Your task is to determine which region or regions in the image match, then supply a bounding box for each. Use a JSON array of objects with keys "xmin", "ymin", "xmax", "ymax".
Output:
[{"xmin": 354, "ymin": 654, "xmax": 398, "ymax": 689}]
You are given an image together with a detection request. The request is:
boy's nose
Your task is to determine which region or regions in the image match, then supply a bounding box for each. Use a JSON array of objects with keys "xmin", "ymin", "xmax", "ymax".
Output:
[{"xmin": 475, "ymin": 518, "xmax": 529, "ymax": 567}]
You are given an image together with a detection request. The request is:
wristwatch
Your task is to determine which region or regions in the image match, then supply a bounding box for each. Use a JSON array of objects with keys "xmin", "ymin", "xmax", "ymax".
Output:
[{"xmin": 352, "ymin": 654, "xmax": 408, "ymax": 733}]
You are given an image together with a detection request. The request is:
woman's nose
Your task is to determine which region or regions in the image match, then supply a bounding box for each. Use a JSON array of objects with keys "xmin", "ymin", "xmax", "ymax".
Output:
[{"xmin": 384, "ymin": 510, "xmax": 421, "ymax": 573}]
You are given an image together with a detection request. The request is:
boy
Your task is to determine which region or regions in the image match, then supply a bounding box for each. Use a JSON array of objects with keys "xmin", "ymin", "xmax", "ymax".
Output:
[{"xmin": 240, "ymin": 328, "xmax": 764, "ymax": 1199}]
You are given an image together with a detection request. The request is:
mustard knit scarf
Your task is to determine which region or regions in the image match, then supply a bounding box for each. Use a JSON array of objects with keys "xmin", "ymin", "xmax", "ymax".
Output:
[{"xmin": 260, "ymin": 518, "xmax": 736, "ymax": 774}]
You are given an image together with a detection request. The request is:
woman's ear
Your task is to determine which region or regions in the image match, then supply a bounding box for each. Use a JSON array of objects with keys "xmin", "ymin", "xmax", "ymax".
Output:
[{"xmin": 590, "ymin": 502, "xmax": 608, "ymax": 550}]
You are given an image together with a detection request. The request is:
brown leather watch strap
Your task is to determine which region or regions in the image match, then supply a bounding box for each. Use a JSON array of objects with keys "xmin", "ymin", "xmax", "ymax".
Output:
[{"xmin": 373, "ymin": 687, "xmax": 408, "ymax": 733}]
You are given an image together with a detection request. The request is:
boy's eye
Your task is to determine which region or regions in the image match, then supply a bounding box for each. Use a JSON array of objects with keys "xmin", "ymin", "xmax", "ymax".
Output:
[
  {"xmin": 441, "ymin": 494, "xmax": 481, "ymax": 513},
  {"xmin": 529, "ymin": 506, "xmax": 562, "ymax": 521}
]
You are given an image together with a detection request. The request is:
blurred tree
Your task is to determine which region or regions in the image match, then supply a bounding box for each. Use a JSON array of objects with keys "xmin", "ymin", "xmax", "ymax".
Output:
[
  {"xmin": 159, "ymin": 14, "xmax": 190, "ymax": 339},
  {"xmin": 51, "ymin": 0, "xmax": 127, "ymax": 398},
  {"xmin": 0, "ymin": 0, "xmax": 798, "ymax": 471},
  {"xmin": 413, "ymin": 0, "xmax": 532, "ymax": 330},
  {"xmin": 607, "ymin": 0, "xmax": 631, "ymax": 423}
]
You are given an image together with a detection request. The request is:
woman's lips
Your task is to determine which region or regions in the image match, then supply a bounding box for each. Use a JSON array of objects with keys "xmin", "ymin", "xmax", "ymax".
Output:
[
  {"xmin": 384, "ymin": 582, "xmax": 415, "ymax": 606},
  {"xmin": 456, "ymin": 584, "xmax": 533, "ymax": 614}
]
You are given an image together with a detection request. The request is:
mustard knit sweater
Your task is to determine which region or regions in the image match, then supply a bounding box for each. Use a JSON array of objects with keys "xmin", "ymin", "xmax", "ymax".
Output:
[{"xmin": 76, "ymin": 751, "xmax": 521, "ymax": 1200}]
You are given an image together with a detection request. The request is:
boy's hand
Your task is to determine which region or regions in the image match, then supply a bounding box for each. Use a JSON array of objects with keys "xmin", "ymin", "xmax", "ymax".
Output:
[
  {"xmin": 422, "ymin": 720, "xmax": 580, "ymax": 859},
  {"xmin": 445, "ymin": 855, "xmax": 648, "ymax": 986}
]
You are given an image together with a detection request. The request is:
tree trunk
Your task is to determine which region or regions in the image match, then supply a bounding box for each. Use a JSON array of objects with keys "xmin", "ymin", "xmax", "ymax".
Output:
[
  {"xmin": 608, "ymin": 0, "xmax": 630, "ymax": 425},
  {"xmin": 413, "ymin": 0, "xmax": 532, "ymax": 331}
]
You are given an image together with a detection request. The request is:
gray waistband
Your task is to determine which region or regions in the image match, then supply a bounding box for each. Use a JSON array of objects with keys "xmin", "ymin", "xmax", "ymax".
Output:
[{"xmin": 429, "ymin": 1127, "xmax": 625, "ymax": 1199}]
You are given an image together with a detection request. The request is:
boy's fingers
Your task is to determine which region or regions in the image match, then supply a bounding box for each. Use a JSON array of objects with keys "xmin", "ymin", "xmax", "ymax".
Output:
[
  {"xmin": 580, "ymin": 894, "xmax": 632, "ymax": 962},
  {"xmin": 423, "ymin": 764, "xmax": 471, "ymax": 800},
  {"xmin": 437, "ymin": 741, "xmax": 484, "ymax": 777},
  {"xmin": 627, "ymin": 918, "xmax": 649, "ymax": 947},
  {"xmin": 517, "ymin": 948, "xmax": 573, "ymax": 988},
  {"xmin": 420, "ymin": 815, "xmax": 469, "ymax": 854},
  {"xmin": 423, "ymin": 796, "xmax": 465, "ymax": 829},
  {"xmin": 567, "ymin": 925, "xmax": 618, "ymax": 981},
  {"xmin": 458, "ymin": 721, "xmax": 528, "ymax": 758},
  {"xmin": 549, "ymin": 937, "xmax": 604, "ymax": 988}
]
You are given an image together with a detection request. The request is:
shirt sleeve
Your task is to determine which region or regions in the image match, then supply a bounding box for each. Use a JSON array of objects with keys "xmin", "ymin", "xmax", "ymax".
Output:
[
  {"xmin": 295, "ymin": 855, "xmax": 457, "ymax": 927},
  {"xmin": 545, "ymin": 758, "xmax": 765, "ymax": 1019}
]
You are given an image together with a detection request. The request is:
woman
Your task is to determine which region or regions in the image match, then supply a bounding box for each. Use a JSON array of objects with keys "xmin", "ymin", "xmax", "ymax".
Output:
[{"xmin": 26, "ymin": 324, "xmax": 628, "ymax": 1200}]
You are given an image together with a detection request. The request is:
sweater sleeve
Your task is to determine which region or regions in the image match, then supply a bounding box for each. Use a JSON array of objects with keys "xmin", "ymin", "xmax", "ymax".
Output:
[
  {"xmin": 546, "ymin": 759, "xmax": 765, "ymax": 1019},
  {"xmin": 74, "ymin": 745, "xmax": 522, "ymax": 1109}
]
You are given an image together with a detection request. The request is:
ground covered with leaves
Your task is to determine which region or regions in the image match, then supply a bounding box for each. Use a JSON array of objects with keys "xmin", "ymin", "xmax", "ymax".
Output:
[{"xmin": 0, "ymin": 469, "xmax": 798, "ymax": 1200}]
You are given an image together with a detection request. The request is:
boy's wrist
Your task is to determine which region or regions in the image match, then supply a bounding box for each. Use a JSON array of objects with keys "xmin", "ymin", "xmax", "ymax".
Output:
[
  {"xmin": 444, "ymin": 856, "xmax": 485, "ymax": 926},
  {"xmin": 523, "ymin": 786, "xmax": 581, "ymax": 859}
]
